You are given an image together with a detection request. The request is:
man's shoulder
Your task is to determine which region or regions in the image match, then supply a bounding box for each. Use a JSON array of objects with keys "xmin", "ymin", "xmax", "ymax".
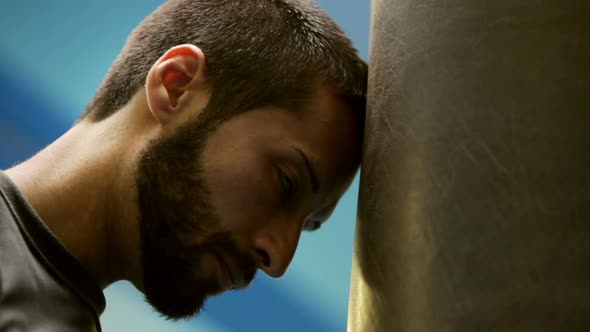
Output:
[
  {"xmin": 0, "ymin": 182, "xmax": 28, "ymax": 268},
  {"xmin": 0, "ymin": 172, "xmax": 24, "ymax": 241},
  {"xmin": 0, "ymin": 172, "xmax": 102, "ymax": 332},
  {"xmin": 0, "ymin": 173, "xmax": 33, "ymax": 280}
]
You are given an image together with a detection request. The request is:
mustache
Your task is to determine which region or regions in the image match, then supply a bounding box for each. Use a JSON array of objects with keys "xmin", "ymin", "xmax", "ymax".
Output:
[{"xmin": 200, "ymin": 232, "xmax": 258, "ymax": 288}]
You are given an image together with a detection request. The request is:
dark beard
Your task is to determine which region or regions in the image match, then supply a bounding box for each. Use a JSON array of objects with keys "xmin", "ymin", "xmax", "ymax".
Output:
[{"xmin": 135, "ymin": 105, "xmax": 257, "ymax": 319}]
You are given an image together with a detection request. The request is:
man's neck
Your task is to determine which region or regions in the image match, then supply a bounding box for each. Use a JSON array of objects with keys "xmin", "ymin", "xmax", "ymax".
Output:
[{"xmin": 4, "ymin": 105, "xmax": 153, "ymax": 290}]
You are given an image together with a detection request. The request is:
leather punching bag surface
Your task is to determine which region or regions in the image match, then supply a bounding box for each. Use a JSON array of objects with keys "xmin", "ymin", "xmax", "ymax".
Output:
[{"xmin": 348, "ymin": 0, "xmax": 590, "ymax": 331}]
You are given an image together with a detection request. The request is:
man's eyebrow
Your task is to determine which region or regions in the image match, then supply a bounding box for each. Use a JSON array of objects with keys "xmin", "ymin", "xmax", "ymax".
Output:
[{"xmin": 295, "ymin": 148, "xmax": 320, "ymax": 194}]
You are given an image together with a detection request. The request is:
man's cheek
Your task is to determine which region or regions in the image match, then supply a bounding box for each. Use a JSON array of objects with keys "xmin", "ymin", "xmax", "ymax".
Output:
[{"xmin": 214, "ymin": 174, "xmax": 274, "ymax": 232}]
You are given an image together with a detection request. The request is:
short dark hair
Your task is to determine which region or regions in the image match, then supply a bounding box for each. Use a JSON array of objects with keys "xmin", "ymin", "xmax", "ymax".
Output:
[{"xmin": 81, "ymin": 0, "xmax": 367, "ymax": 122}]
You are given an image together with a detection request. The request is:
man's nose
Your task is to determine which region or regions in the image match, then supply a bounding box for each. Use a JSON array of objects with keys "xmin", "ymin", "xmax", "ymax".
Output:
[{"xmin": 252, "ymin": 224, "xmax": 302, "ymax": 278}]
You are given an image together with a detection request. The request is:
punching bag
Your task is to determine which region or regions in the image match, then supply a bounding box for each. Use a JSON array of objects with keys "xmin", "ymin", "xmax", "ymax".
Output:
[{"xmin": 348, "ymin": 0, "xmax": 590, "ymax": 331}]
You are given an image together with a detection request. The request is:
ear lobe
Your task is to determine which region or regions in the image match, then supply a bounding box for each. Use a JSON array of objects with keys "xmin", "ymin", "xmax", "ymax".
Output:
[{"xmin": 145, "ymin": 44, "xmax": 207, "ymax": 125}]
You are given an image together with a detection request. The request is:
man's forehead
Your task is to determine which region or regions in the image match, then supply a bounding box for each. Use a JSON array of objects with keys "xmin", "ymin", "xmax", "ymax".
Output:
[
  {"xmin": 304, "ymin": 83, "xmax": 351, "ymax": 116},
  {"xmin": 302, "ymin": 87, "xmax": 362, "ymax": 178}
]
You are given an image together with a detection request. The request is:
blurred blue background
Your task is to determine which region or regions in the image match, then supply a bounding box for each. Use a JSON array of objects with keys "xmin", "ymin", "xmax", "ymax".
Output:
[{"xmin": 0, "ymin": 1, "xmax": 369, "ymax": 331}]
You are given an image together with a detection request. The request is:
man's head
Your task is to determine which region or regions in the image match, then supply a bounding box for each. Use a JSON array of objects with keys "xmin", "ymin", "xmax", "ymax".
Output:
[{"xmin": 81, "ymin": 0, "xmax": 366, "ymax": 320}]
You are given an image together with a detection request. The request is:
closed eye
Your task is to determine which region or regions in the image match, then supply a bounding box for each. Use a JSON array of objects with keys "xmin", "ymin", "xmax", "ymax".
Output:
[
  {"xmin": 277, "ymin": 167, "xmax": 295, "ymax": 199},
  {"xmin": 304, "ymin": 219, "xmax": 322, "ymax": 232}
]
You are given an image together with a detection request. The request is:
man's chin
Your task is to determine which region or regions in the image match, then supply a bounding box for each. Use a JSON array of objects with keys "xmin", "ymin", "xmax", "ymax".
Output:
[
  {"xmin": 142, "ymin": 270, "xmax": 224, "ymax": 320},
  {"xmin": 144, "ymin": 287, "xmax": 212, "ymax": 320}
]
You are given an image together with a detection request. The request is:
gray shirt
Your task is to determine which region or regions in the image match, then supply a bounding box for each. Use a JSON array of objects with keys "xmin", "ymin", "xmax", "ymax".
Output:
[{"xmin": 0, "ymin": 171, "xmax": 105, "ymax": 331}]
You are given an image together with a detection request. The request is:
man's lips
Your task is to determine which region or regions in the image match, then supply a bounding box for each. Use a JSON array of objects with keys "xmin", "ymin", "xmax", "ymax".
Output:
[
  {"xmin": 213, "ymin": 253, "xmax": 232, "ymax": 290},
  {"xmin": 217, "ymin": 255, "xmax": 234, "ymax": 289},
  {"xmin": 215, "ymin": 253, "xmax": 249, "ymax": 290}
]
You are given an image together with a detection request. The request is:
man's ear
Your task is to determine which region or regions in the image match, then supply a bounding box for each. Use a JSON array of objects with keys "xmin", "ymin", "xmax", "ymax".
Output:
[{"xmin": 145, "ymin": 44, "xmax": 207, "ymax": 125}]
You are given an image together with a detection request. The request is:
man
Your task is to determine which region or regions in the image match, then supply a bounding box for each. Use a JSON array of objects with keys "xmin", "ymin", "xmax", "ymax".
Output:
[{"xmin": 0, "ymin": 0, "xmax": 366, "ymax": 331}]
